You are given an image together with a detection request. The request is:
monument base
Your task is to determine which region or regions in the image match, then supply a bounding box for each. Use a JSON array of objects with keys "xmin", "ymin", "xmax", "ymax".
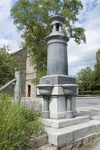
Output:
[
  {"xmin": 42, "ymin": 116, "xmax": 89, "ymax": 128},
  {"xmin": 40, "ymin": 133, "xmax": 100, "ymax": 150},
  {"xmin": 43, "ymin": 117, "xmax": 100, "ymax": 147},
  {"xmin": 40, "ymin": 75, "xmax": 76, "ymax": 84}
]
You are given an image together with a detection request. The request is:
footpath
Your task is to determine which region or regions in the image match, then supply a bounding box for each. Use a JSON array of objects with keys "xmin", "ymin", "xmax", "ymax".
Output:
[{"xmin": 76, "ymin": 102, "xmax": 100, "ymax": 150}]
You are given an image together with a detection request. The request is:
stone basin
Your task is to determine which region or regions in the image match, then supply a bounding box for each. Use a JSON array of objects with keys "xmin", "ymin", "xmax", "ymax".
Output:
[
  {"xmin": 63, "ymin": 84, "xmax": 78, "ymax": 95},
  {"xmin": 37, "ymin": 84, "xmax": 53, "ymax": 95}
]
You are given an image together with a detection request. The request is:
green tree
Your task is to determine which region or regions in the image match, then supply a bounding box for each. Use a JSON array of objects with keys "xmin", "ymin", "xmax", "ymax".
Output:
[
  {"xmin": 76, "ymin": 67, "xmax": 94, "ymax": 91},
  {"xmin": 94, "ymin": 49, "xmax": 100, "ymax": 90},
  {"xmin": 0, "ymin": 46, "xmax": 17, "ymax": 86},
  {"xmin": 11, "ymin": 0, "xmax": 86, "ymax": 83}
]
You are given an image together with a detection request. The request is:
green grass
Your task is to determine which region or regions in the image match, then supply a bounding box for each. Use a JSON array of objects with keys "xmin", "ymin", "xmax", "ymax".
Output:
[{"xmin": 0, "ymin": 94, "xmax": 43, "ymax": 150}]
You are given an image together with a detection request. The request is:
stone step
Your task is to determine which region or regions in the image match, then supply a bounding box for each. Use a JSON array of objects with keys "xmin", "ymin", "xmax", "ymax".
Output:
[
  {"xmin": 42, "ymin": 116, "xmax": 90, "ymax": 128},
  {"xmin": 44, "ymin": 120, "xmax": 100, "ymax": 147}
]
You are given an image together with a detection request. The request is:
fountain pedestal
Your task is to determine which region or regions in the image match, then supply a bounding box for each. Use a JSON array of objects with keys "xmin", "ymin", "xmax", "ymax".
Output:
[
  {"xmin": 49, "ymin": 85, "xmax": 67, "ymax": 119},
  {"xmin": 37, "ymin": 15, "xmax": 100, "ymax": 148},
  {"xmin": 37, "ymin": 83, "xmax": 78, "ymax": 119}
]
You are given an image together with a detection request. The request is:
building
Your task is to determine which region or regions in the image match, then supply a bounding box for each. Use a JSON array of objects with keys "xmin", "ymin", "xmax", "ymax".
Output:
[
  {"xmin": 14, "ymin": 49, "xmax": 37, "ymax": 97},
  {"xmin": 25, "ymin": 53, "xmax": 37, "ymax": 97}
]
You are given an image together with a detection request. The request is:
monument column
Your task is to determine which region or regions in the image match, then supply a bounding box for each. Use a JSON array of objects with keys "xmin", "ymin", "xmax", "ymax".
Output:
[
  {"xmin": 46, "ymin": 15, "xmax": 69, "ymax": 75},
  {"xmin": 37, "ymin": 15, "xmax": 78, "ymax": 119}
]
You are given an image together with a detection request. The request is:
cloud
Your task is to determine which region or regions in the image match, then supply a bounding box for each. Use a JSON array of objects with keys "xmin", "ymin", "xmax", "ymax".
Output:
[
  {"xmin": 68, "ymin": 0, "xmax": 100, "ymax": 75},
  {"xmin": 0, "ymin": 0, "xmax": 23, "ymax": 52},
  {"xmin": 86, "ymin": 0, "xmax": 97, "ymax": 12},
  {"xmin": 78, "ymin": 0, "xmax": 98, "ymax": 23},
  {"xmin": 78, "ymin": 13, "xmax": 87, "ymax": 24},
  {"xmin": 0, "ymin": 0, "xmax": 11, "ymax": 20}
]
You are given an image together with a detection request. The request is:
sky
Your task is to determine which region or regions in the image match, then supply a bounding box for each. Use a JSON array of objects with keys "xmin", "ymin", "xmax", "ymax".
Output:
[{"xmin": 0, "ymin": 0, "xmax": 100, "ymax": 76}]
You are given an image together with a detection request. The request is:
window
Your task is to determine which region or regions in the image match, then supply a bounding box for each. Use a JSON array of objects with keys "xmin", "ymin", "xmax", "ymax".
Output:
[{"xmin": 56, "ymin": 23, "xmax": 60, "ymax": 31}]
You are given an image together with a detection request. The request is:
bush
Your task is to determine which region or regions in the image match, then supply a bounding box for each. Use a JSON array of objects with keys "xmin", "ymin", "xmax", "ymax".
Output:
[
  {"xmin": 0, "ymin": 94, "xmax": 43, "ymax": 150},
  {"xmin": 79, "ymin": 90, "xmax": 100, "ymax": 95},
  {"xmin": 92, "ymin": 90, "xmax": 100, "ymax": 95}
]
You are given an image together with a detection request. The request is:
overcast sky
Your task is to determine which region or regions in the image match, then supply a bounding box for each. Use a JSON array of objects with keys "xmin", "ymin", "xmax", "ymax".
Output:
[{"xmin": 0, "ymin": 0, "xmax": 100, "ymax": 76}]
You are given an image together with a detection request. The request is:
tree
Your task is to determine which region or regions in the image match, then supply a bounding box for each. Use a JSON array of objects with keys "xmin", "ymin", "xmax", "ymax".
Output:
[
  {"xmin": 76, "ymin": 49, "xmax": 100, "ymax": 93},
  {"xmin": 11, "ymin": 0, "xmax": 86, "ymax": 83},
  {"xmin": 76, "ymin": 67, "xmax": 94, "ymax": 91},
  {"xmin": 94, "ymin": 49, "xmax": 100, "ymax": 90},
  {"xmin": 0, "ymin": 46, "xmax": 17, "ymax": 86}
]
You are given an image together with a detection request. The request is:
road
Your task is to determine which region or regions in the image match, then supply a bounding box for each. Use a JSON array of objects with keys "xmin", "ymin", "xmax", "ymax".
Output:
[
  {"xmin": 76, "ymin": 96, "xmax": 100, "ymax": 118},
  {"xmin": 76, "ymin": 96, "xmax": 100, "ymax": 108}
]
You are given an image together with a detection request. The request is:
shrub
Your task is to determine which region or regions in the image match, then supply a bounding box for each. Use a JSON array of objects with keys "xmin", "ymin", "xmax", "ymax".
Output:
[
  {"xmin": 92, "ymin": 90, "xmax": 100, "ymax": 95},
  {"xmin": 79, "ymin": 90, "xmax": 100, "ymax": 95},
  {"xmin": 0, "ymin": 94, "xmax": 43, "ymax": 150}
]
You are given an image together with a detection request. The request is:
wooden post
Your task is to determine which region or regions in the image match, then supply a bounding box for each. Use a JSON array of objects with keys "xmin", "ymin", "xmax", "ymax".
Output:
[{"xmin": 14, "ymin": 71, "xmax": 21, "ymax": 102}]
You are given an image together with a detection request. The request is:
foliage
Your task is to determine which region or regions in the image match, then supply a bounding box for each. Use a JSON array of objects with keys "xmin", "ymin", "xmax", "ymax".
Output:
[
  {"xmin": 79, "ymin": 90, "xmax": 100, "ymax": 96},
  {"xmin": 0, "ymin": 94, "xmax": 43, "ymax": 150},
  {"xmin": 76, "ymin": 67, "xmax": 94, "ymax": 91},
  {"xmin": 0, "ymin": 46, "xmax": 17, "ymax": 86},
  {"xmin": 11, "ymin": 0, "xmax": 86, "ymax": 83},
  {"xmin": 76, "ymin": 49, "xmax": 100, "ymax": 94},
  {"xmin": 94, "ymin": 49, "xmax": 100, "ymax": 90}
]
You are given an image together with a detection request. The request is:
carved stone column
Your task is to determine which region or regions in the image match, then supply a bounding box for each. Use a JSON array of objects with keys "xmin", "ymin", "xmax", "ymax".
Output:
[
  {"xmin": 42, "ymin": 96, "xmax": 50, "ymax": 118},
  {"xmin": 66, "ymin": 95, "xmax": 77, "ymax": 118}
]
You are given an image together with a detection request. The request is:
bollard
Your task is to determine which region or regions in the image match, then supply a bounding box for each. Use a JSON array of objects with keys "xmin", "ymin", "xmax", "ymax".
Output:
[{"xmin": 14, "ymin": 71, "xmax": 21, "ymax": 102}]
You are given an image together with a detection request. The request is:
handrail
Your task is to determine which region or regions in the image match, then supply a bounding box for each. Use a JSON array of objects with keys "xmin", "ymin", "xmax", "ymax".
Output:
[
  {"xmin": 0, "ymin": 70, "xmax": 21, "ymax": 102},
  {"xmin": 0, "ymin": 78, "xmax": 16, "ymax": 91}
]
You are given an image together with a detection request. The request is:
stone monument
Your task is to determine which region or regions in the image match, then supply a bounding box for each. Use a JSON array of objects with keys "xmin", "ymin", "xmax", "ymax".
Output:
[
  {"xmin": 37, "ymin": 15, "xmax": 78, "ymax": 119},
  {"xmin": 37, "ymin": 15, "xmax": 100, "ymax": 149}
]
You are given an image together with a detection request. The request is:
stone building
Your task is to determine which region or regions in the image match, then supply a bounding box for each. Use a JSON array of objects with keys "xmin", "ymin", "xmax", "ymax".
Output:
[
  {"xmin": 14, "ymin": 49, "xmax": 36, "ymax": 97},
  {"xmin": 25, "ymin": 53, "xmax": 37, "ymax": 97}
]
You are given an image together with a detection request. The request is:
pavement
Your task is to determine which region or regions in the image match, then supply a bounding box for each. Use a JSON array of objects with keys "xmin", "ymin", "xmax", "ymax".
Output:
[
  {"xmin": 76, "ymin": 100, "xmax": 100, "ymax": 150},
  {"xmin": 77, "ymin": 106, "xmax": 100, "ymax": 119}
]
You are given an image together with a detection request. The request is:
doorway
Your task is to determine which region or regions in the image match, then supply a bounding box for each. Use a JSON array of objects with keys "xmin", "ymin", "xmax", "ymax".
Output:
[{"xmin": 28, "ymin": 85, "xmax": 31, "ymax": 97}]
